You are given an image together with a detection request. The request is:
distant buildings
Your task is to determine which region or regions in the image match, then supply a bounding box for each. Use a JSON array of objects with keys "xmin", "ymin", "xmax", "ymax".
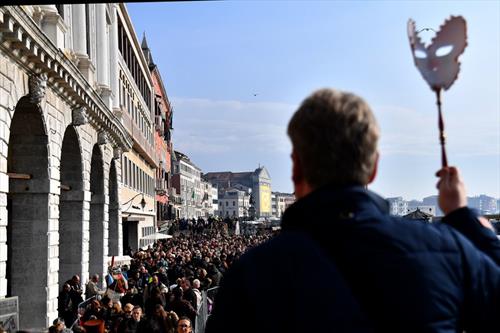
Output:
[
  {"xmin": 271, "ymin": 192, "xmax": 296, "ymax": 218},
  {"xmin": 468, "ymin": 195, "xmax": 498, "ymax": 215},
  {"xmin": 387, "ymin": 197, "xmax": 409, "ymax": 216},
  {"xmin": 204, "ymin": 166, "xmax": 272, "ymax": 218},
  {"xmin": 422, "ymin": 196, "xmax": 442, "ymax": 216},
  {"xmin": 387, "ymin": 194, "xmax": 499, "ymax": 217},
  {"xmin": 171, "ymin": 151, "xmax": 201, "ymax": 218},
  {"xmin": 406, "ymin": 206, "xmax": 436, "ymax": 216},
  {"xmin": 218, "ymin": 189, "xmax": 251, "ymax": 218}
]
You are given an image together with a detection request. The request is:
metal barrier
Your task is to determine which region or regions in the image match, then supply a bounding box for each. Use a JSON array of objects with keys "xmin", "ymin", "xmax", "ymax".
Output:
[{"xmin": 194, "ymin": 287, "xmax": 219, "ymax": 333}]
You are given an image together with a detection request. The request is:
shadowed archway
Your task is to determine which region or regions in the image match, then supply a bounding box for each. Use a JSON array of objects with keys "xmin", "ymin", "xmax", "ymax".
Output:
[
  {"xmin": 108, "ymin": 159, "xmax": 120, "ymax": 256},
  {"xmin": 89, "ymin": 144, "xmax": 105, "ymax": 278},
  {"xmin": 58, "ymin": 126, "xmax": 84, "ymax": 288},
  {"xmin": 7, "ymin": 96, "xmax": 50, "ymax": 328}
]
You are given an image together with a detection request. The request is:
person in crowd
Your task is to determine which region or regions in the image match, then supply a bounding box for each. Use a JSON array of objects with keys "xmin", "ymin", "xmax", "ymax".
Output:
[
  {"xmin": 51, "ymin": 317, "xmax": 72, "ymax": 333},
  {"xmin": 85, "ymin": 274, "xmax": 105, "ymax": 300},
  {"xmin": 149, "ymin": 304, "xmax": 169, "ymax": 333},
  {"xmin": 143, "ymin": 274, "xmax": 168, "ymax": 303},
  {"xmin": 164, "ymin": 310, "xmax": 179, "ymax": 333},
  {"xmin": 117, "ymin": 305, "xmax": 151, "ymax": 333},
  {"xmin": 58, "ymin": 283, "xmax": 74, "ymax": 327},
  {"xmin": 205, "ymin": 88, "xmax": 500, "ymax": 333},
  {"xmin": 65, "ymin": 275, "xmax": 84, "ymax": 323},
  {"xmin": 176, "ymin": 317, "xmax": 192, "ymax": 333},
  {"xmin": 108, "ymin": 301, "xmax": 124, "ymax": 333},
  {"xmin": 170, "ymin": 287, "xmax": 197, "ymax": 325},
  {"xmin": 66, "ymin": 275, "xmax": 84, "ymax": 304},
  {"xmin": 120, "ymin": 281, "xmax": 142, "ymax": 308},
  {"xmin": 191, "ymin": 279, "xmax": 202, "ymax": 313},
  {"xmin": 82, "ymin": 299, "xmax": 105, "ymax": 322},
  {"xmin": 112, "ymin": 303, "xmax": 133, "ymax": 333},
  {"xmin": 180, "ymin": 278, "xmax": 197, "ymax": 311},
  {"xmin": 144, "ymin": 286, "xmax": 166, "ymax": 319}
]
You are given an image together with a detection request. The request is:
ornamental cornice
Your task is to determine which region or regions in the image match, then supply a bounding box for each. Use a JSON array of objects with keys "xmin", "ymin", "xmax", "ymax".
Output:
[{"xmin": 0, "ymin": 6, "xmax": 133, "ymax": 151}]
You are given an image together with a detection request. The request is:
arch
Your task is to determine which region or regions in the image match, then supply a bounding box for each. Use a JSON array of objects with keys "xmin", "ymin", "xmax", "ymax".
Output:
[
  {"xmin": 108, "ymin": 159, "xmax": 120, "ymax": 255},
  {"xmin": 7, "ymin": 96, "xmax": 50, "ymax": 328},
  {"xmin": 58, "ymin": 126, "xmax": 84, "ymax": 289},
  {"xmin": 89, "ymin": 144, "xmax": 105, "ymax": 278}
]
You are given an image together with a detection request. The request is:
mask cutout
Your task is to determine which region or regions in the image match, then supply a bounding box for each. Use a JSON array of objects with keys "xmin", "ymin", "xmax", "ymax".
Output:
[{"xmin": 408, "ymin": 16, "xmax": 467, "ymax": 91}]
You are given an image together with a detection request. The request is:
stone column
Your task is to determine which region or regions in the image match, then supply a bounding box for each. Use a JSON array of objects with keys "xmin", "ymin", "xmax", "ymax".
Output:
[
  {"xmin": 40, "ymin": 5, "xmax": 67, "ymax": 49},
  {"xmin": 72, "ymin": 4, "xmax": 87, "ymax": 57},
  {"xmin": 109, "ymin": 4, "xmax": 120, "ymax": 111},
  {"xmin": 96, "ymin": 4, "xmax": 111, "ymax": 108}
]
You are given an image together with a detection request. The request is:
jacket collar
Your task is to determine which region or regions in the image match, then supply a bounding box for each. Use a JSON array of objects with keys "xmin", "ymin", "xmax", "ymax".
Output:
[{"xmin": 281, "ymin": 184, "xmax": 389, "ymax": 231}]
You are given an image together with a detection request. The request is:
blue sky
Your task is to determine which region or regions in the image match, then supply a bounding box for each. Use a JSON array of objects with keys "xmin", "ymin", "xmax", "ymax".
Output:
[{"xmin": 128, "ymin": 1, "xmax": 499, "ymax": 201}]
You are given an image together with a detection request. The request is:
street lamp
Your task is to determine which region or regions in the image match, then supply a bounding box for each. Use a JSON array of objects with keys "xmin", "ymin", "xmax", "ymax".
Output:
[{"xmin": 122, "ymin": 193, "xmax": 146, "ymax": 211}]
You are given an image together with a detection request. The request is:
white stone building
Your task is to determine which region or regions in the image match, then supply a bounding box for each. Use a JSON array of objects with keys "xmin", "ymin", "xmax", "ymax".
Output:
[
  {"xmin": 171, "ymin": 151, "xmax": 203, "ymax": 219},
  {"xmin": 0, "ymin": 5, "xmax": 134, "ymax": 329},
  {"xmin": 219, "ymin": 189, "xmax": 251, "ymax": 218},
  {"xmin": 387, "ymin": 197, "xmax": 409, "ymax": 216},
  {"xmin": 271, "ymin": 192, "xmax": 295, "ymax": 218},
  {"xmin": 199, "ymin": 179, "xmax": 216, "ymax": 217},
  {"xmin": 211, "ymin": 185, "xmax": 219, "ymax": 216}
]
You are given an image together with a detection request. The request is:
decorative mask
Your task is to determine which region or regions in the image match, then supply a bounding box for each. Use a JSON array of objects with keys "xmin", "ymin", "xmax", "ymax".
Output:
[{"xmin": 407, "ymin": 16, "xmax": 467, "ymax": 91}]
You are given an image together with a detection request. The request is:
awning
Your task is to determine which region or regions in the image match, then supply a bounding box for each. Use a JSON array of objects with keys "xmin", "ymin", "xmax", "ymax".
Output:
[
  {"xmin": 106, "ymin": 255, "xmax": 132, "ymax": 267},
  {"xmin": 141, "ymin": 232, "xmax": 173, "ymax": 240},
  {"xmin": 123, "ymin": 216, "xmax": 146, "ymax": 222}
]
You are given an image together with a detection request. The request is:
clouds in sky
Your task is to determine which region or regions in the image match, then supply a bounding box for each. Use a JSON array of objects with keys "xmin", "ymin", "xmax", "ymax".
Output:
[
  {"xmin": 170, "ymin": 95, "xmax": 499, "ymax": 199},
  {"xmin": 172, "ymin": 97, "xmax": 295, "ymax": 156}
]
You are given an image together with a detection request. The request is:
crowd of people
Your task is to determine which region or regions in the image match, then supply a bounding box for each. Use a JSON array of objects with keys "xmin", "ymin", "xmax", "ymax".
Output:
[
  {"xmin": 51, "ymin": 223, "xmax": 275, "ymax": 333},
  {"xmin": 165, "ymin": 217, "xmax": 239, "ymax": 236}
]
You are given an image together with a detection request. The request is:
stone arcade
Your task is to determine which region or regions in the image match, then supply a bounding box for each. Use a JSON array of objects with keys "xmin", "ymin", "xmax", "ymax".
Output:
[{"xmin": 0, "ymin": 5, "xmax": 132, "ymax": 329}]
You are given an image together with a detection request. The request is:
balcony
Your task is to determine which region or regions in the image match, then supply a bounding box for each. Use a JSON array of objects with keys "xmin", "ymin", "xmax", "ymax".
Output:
[{"xmin": 120, "ymin": 105, "xmax": 158, "ymax": 167}]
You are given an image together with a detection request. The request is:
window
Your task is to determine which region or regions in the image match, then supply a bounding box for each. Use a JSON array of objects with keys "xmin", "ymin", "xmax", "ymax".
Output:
[
  {"xmin": 123, "ymin": 156, "xmax": 127, "ymax": 184},
  {"xmin": 85, "ymin": 4, "xmax": 90, "ymax": 57}
]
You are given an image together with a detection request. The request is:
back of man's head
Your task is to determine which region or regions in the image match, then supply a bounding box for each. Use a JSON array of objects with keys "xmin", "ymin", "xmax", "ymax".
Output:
[{"xmin": 288, "ymin": 88, "xmax": 379, "ymax": 188}]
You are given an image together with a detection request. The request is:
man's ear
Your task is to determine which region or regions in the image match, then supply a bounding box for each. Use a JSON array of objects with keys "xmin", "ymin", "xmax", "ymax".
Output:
[{"xmin": 367, "ymin": 152, "xmax": 379, "ymax": 184}]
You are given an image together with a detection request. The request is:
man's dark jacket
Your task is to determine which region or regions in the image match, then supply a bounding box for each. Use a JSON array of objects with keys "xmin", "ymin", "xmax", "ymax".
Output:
[{"xmin": 205, "ymin": 186, "xmax": 500, "ymax": 333}]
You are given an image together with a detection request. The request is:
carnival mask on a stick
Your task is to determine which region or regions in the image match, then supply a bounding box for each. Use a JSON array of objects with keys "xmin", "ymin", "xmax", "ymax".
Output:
[{"xmin": 407, "ymin": 16, "xmax": 467, "ymax": 167}]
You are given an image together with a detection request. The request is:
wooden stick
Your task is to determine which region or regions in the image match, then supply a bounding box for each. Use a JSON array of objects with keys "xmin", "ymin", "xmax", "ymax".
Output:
[
  {"xmin": 7, "ymin": 173, "xmax": 31, "ymax": 179},
  {"xmin": 435, "ymin": 89, "xmax": 448, "ymax": 167}
]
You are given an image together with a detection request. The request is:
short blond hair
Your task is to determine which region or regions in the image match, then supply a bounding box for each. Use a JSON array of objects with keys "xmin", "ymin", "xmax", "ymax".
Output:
[{"xmin": 287, "ymin": 88, "xmax": 379, "ymax": 188}]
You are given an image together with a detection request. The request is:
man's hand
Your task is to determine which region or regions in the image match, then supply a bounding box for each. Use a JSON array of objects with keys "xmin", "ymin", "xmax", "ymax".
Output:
[{"xmin": 436, "ymin": 166, "xmax": 467, "ymax": 215}]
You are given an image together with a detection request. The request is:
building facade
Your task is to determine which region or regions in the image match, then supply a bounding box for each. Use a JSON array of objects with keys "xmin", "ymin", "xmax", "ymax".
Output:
[
  {"xmin": 141, "ymin": 34, "xmax": 173, "ymax": 230},
  {"xmin": 200, "ymin": 179, "xmax": 216, "ymax": 217},
  {"xmin": 468, "ymin": 195, "xmax": 498, "ymax": 215},
  {"xmin": 219, "ymin": 189, "xmax": 251, "ymax": 218},
  {"xmin": 271, "ymin": 192, "xmax": 295, "ymax": 218},
  {"xmin": 387, "ymin": 197, "xmax": 409, "ymax": 216},
  {"xmin": 171, "ymin": 151, "xmax": 202, "ymax": 219},
  {"xmin": 116, "ymin": 4, "xmax": 157, "ymax": 251},
  {"xmin": 204, "ymin": 166, "xmax": 272, "ymax": 218},
  {"xmin": 0, "ymin": 5, "xmax": 133, "ymax": 329}
]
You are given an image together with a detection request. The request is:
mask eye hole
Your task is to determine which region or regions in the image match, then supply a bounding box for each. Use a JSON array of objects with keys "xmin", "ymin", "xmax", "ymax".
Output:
[
  {"xmin": 414, "ymin": 50, "xmax": 427, "ymax": 59},
  {"xmin": 435, "ymin": 45, "xmax": 453, "ymax": 57}
]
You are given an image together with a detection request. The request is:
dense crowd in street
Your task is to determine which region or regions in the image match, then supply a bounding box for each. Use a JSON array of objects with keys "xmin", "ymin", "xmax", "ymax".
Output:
[{"xmin": 50, "ymin": 219, "xmax": 275, "ymax": 333}]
